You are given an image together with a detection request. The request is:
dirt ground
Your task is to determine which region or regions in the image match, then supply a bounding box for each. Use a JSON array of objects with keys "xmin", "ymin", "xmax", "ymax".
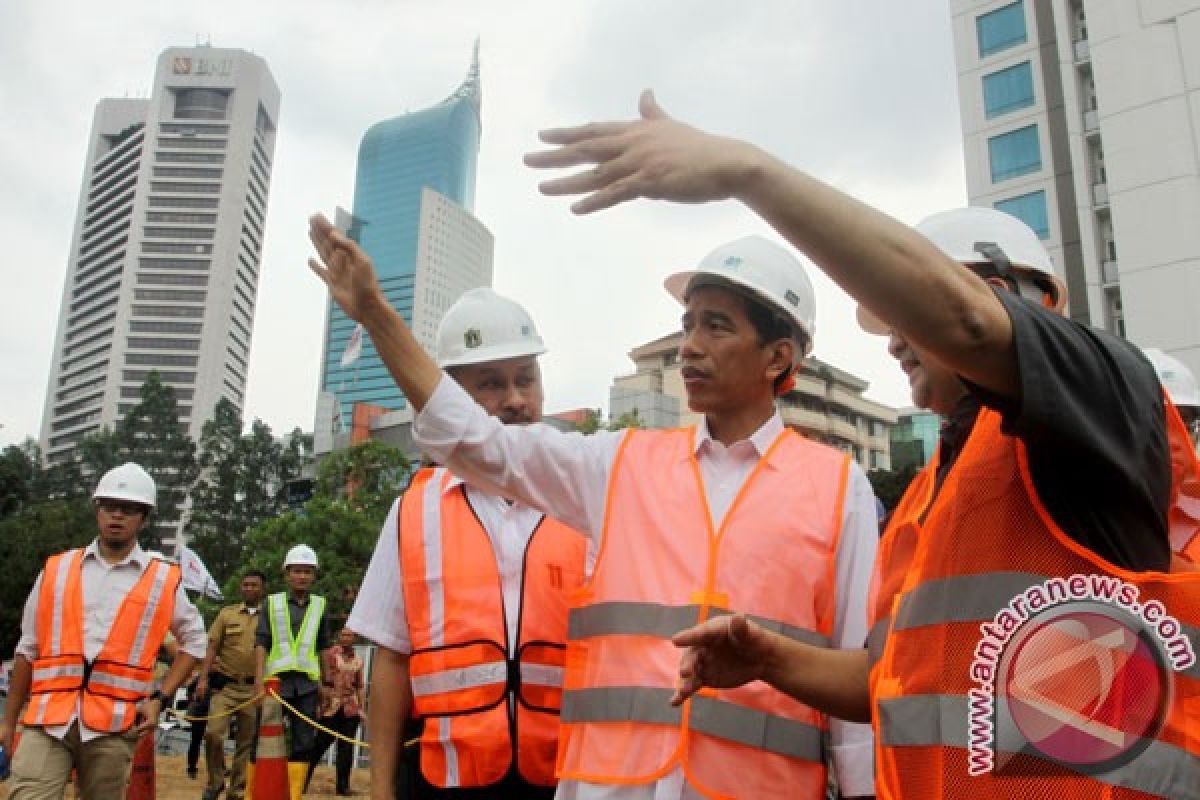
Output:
[{"xmin": 0, "ymin": 753, "xmax": 370, "ymax": 799}]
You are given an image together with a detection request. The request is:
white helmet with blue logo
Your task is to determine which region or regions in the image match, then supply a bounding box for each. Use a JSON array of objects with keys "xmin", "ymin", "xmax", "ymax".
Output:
[{"xmin": 664, "ymin": 235, "xmax": 817, "ymax": 356}]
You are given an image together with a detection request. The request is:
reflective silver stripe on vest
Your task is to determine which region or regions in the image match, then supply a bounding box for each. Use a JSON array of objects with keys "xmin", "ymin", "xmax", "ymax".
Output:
[
  {"xmin": 293, "ymin": 596, "xmax": 325, "ymax": 676},
  {"xmin": 32, "ymin": 664, "xmax": 85, "ymax": 683},
  {"xmin": 878, "ymin": 693, "xmax": 1200, "ymax": 798},
  {"xmin": 892, "ymin": 572, "xmax": 1045, "ymax": 632},
  {"xmin": 411, "ymin": 661, "xmax": 508, "ymax": 697},
  {"xmin": 110, "ymin": 699, "xmax": 129, "ymax": 732},
  {"xmin": 265, "ymin": 594, "xmax": 294, "ymax": 673},
  {"xmin": 50, "ymin": 550, "xmax": 78, "ymax": 656},
  {"xmin": 520, "ymin": 662, "xmax": 564, "ymax": 688},
  {"xmin": 569, "ymin": 602, "xmax": 830, "ymax": 648},
  {"xmin": 420, "ymin": 469, "xmax": 459, "ymax": 787},
  {"xmin": 88, "ymin": 671, "xmax": 155, "ymax": 695},
  {"xmin": 32, "ymin": 692, "xmax": 52, "ymax": 725},
  {"xmin": 890, "ymin": 573, "xmax": 1200, "ymax": 680},
  {"xmin": 561, "ymin": 687, "xmax": 824, "ymax": 762},
  {"xmin": 866, "ymin": 616, "xmax": 890, "ymax": 669},
  {"xmin": 129, "ymin": 560, "xmax": 172, "ymax": 665}
]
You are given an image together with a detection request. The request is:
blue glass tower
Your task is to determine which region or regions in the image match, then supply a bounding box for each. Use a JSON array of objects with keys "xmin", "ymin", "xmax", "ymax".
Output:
[{"xmin": 320, "ymin": 46, "xmax": 482, "ymax": 420}]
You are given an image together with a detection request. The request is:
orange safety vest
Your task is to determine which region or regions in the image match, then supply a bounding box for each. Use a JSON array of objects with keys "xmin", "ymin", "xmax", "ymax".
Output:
[
  {"xmin": 558, "ymin": 427, "xmax": 851, "ymax": 800},
  {"xmin": 24, "ymin": 548, "xmax": 181, "ymax": 733},
  {"xmin": 1165, "ymin": 400, "xmax": 1200, "ymax": 562},
  {"xmin": 868, "ymin": 406, "xmax": 1200, "ymax": 799},
  {"xmin": 399, "ymin": 467, "xmax": 588, "ymax": 788}
]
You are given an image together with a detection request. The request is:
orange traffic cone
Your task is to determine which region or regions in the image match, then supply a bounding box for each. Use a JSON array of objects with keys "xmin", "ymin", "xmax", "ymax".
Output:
[
  {"xmin": 125, "ymin": 731, "xmax": 155, "ymax": 799},
  {"xmin": 252, "ymin": 679, "xmax": 291, "ymax": 800}
]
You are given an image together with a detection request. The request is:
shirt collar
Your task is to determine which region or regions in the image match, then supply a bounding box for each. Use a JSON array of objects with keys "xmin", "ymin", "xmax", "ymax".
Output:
[
  {"xmin": 83, "ymin": 539, "xmax": 149, "ymax": 569},
  {"xmin": 693, "ymin": 411, "xmax": 785, "ymax": 460},
  {"xmin": 442, "ymin": 472, "xmax": 530, "ymax": 511},
  {"xmin": 238, "ymin": 602, "xmax": 260, "ymax": 615}
]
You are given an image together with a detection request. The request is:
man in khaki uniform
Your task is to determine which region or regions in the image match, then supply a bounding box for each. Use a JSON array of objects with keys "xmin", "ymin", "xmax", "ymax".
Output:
[{"xmin": 196, "ymin": 570, "xmax": 266, "ymax": 800}]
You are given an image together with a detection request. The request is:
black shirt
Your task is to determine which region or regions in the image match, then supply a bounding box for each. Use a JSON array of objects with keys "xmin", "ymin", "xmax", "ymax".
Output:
[{"xmin": 936, "ymin": 290, "xmax": 1170, "ymax": 573}]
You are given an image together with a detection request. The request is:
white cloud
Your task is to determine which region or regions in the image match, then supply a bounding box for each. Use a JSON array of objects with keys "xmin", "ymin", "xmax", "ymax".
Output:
[{"xmin": 0, "ymin": 0, "xmax": 965, "ymax": 446}]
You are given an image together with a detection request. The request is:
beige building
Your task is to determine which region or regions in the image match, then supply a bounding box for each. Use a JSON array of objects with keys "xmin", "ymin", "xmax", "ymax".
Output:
[{"xmin": 610, "ymin": 332, "xmax": 899, "ymax": 470}]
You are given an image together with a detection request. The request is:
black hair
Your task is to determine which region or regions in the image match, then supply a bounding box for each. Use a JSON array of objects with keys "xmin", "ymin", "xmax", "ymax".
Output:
[
  {"xmin": 686, "ymin": 276, "xmax": 807, "ymax": 394},
  {"xmin": 243, "ymin": 569, "xmax": 267, "ymax": 584}
]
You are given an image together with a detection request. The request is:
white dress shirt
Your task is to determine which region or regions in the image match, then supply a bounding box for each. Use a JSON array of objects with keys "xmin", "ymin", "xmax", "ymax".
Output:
[
  {"xmin": 348, "ymin": 476, "xmax": 592, "ymax": 654},
  {"xmin": 413, "ymin": 375, "xmax": 878, "ymax": 798},
  {"xmin": 15, "ymin": 540, "xmax": 208, "ymax": 742}
]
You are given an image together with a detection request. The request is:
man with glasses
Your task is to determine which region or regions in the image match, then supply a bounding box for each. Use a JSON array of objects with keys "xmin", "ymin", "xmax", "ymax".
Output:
[{"xmin": 0, "ymin": 462, "xmax": 206, "ymax": 799}]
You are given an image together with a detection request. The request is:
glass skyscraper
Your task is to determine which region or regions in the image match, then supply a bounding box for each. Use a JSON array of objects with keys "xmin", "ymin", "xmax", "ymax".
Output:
[{"xmin": 319, "ymin": 47, "xmax": 485, "ymax": 421}]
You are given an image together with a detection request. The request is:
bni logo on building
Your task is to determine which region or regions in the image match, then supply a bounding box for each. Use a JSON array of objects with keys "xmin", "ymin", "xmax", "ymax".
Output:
[{"xmin": 966, "ymin": 574, "xmax": 1195, "ymax": 777}]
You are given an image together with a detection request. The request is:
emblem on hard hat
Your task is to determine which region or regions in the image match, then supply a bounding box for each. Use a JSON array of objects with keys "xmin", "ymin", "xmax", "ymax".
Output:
[
  {"xmin": 520, "ymin": 325, "xmax": 531, "ymax": 337},
  {"xmin": 784, "ymin": 289, "xmax": 799, "ymax": 307},
  {"xmin": 464, "ymin": 328, "xmax": 482, "ymax": 349},
  {"xmin": 724, "ymin": 256, "xmax": 743, "ymax": 268}
]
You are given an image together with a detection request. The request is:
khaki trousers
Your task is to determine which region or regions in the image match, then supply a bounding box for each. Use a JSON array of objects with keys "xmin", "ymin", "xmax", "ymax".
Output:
[
  {"xmin": 6, "ymin": 721, "xmax": 139, "ymax": 800},
  {"xmin": 204, "ymin": 681, "xmax": 257, "ymax": 800}
]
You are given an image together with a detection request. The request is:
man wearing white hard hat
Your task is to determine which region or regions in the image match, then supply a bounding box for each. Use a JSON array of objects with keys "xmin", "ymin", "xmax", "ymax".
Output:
[
  {"xmin": 255, "ymin": 543, "xmax": 332, "ymax": 795},
  {"xmin": 1144, "ymin": 348, "xmax": 1200, "ymax": 562},
  {"xmin": 347, "ymin": 287, "xmax": 589, "ymax": 799},
  {"xmin": 1, "ymin": 463, "xmax": 207, "ymax": 799},
  {"xmin": 519, "ymin": 92, "xmax": 1200, "ymax": 798},
  {"xmin": 309, "ymin": 218, "xmax": 879, "ymax": 799}
]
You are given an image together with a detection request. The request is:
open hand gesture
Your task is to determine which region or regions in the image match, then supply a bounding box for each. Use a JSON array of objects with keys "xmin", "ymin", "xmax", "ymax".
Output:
[
  {"xmin": 671, "ymin": 613, "xmax": 777, "ymax": 705},
  {"xmin": 308, "ymin": 214, "xmax": 386, "ymax": 324},
  {"xmin": 524, "ymin": 90, "xmax": 766, "ymax": 214}
]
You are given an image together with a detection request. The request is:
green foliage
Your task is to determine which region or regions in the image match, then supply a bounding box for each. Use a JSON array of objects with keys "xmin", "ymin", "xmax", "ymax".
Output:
[
  {"xmin": 573, "ymin": 409, "xmax": 604, "ymax": 435},
  {"xmin": 230, "ymin": 440, "xmax": 410, "ymax": 625},
  {"xmin": 315, "ymin": 440, "xmax": 412, "ymax": 519},
  {"xmin": 867, "ymin": 464, "xmax": 920, "ymax": 512},
  {"xmin": 0, "ymin": 498, "xmax": 95, "ymax": 655},
  {"xmin": 608, "ymin": 407, "xmax": 644, "ymax": 431},
  {"xmin": 0, "ymin": 440, "xmax": 85, "ymax": 514},
  {"xmin": 187, "ymin": 399, "xmax": 314, "ymax": 588}
]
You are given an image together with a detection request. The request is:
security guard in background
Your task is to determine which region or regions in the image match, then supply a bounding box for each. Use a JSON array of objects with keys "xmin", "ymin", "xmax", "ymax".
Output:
[
  {"xmin": 255, "ymin": 544, "xmax": 332, "ymax": 799},
  {"xmin": 197, "ymin": 568, "xmax": 267, "ymax": 800},
  {"xmin": 0, "ymin": 462, "xmax": 207, "ymax": 799}
]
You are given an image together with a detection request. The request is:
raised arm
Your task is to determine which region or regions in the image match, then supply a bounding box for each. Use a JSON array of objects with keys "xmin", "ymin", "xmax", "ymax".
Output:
[{"xmin": 524, "ymin": 91, "xmax": 1018, "ymax": 399}]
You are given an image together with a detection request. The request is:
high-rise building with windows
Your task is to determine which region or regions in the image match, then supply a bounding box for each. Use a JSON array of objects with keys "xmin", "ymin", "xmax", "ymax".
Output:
[
  {"xmin": 40, "ymin": 45, "xmax": 280, "ymax": 464},
  {"xmin": 319, "ymin": 47, "xmax": 493, "ymax": 424},
  {"xmin": 949, "ymin": 0, "xmax": 1200, "ymax": 378}
]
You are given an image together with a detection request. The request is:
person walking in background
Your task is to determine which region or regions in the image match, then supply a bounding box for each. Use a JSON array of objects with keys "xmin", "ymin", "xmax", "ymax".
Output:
[
  {"xmin": 256, "ymin": 545, "xmax": 332, "ymax": 799},
  {"xmin": 0, "ymin": 463, "xmax": 207, "ymax": 799},
  {"xmin": 197, "ymin": 569, "xmax": 266, "ymax": 800},
  {"xmin": 306, "ymin": 628, "xmax": 364, "ymax": 797}
]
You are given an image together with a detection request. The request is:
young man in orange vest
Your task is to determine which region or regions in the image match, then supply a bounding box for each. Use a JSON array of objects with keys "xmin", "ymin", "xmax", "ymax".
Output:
[
  {"xmin": 0, "ymin": 462, "xmax": 207, "ymax": 799},
  {"xmin": 309, "ymin": 224, "xmax": 880, "ymax": 798},
  {"xmin": 346, "ymin": 287, "xmax": 589, "ymax": 799},
  {"xmin": 520, "ymin": 91, "xmax": 1200, "ymax": 798}
]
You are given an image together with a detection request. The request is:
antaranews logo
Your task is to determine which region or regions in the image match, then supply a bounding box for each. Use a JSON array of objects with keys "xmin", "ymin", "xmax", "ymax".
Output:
[{"xmin": 967, "ymin": 574, "xmax": 1196, "ymax": 777}]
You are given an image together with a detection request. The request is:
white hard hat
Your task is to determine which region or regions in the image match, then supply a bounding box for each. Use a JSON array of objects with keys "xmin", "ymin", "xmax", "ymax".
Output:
[
  {"xmin": 436, "ymin": 288, "xmax": 548, "ymax": 368},
  {"xmin": 858, "ymin": 206, "xmax": 1059, "ymax": 335},
  {"xmin": 93, "ymin": 462, "xmax": 156, "ymax": 509},
  {"xmin": 284, "ymin": 544, "xmax": 319, "ymax": 569},
  {"xmin": 664, "ymin": 235, "xmax": 816, "ymax": 356},
  {"xmin": 1144, "ymin": 348, "xmax": 1200, "ymax": 408}
]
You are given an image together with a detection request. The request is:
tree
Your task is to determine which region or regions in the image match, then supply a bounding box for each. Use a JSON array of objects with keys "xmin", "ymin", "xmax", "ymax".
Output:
[
  {"xmin": 188, "ymin": 400, "xmax": 315, "ymax": 588},
  {"xmin": 314, "ymin": 440, "xmax": 412, "ymax": 519},
  {"xmin": 573, "ymin": 409, "xmax": 604, "ymax": 435},
  {"xmin": 608, "ymin": 408, "xmax": 644, "ymax": 431},
  {"xmin": 0, "ymin": 498, "xmax": 94, "ymax": 656},
  {"xmin": 230, "ymin": 440, "xmax": 409, "ymax": 626},
  {"xmin": 867, "ymin": 464, "xmax": 919, "ymax": 512}
]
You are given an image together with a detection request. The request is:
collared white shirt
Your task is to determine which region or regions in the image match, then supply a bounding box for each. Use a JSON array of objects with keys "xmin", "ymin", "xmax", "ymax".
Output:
[
  {"xmin": 348, "ymin": 476, "xmax": 580, "ymax": 654},
  {"xmin": 15, "ymin": 540, "xmax": 208, "ymax": 742},
  {"xmin": 412, "ymin": 375, "xmax": 879, "ymax": 798}
]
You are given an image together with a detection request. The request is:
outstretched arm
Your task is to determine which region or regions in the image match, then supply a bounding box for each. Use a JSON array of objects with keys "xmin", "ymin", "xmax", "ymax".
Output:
[
  {"xmin": 672, "ymin": 614, "xmax": 871, "ymax": 724},
  {"xmin": 525, "ymin": 91, "xmax": 1018, "ymax": 400},
  {"xmin": 307, "ymin": 214, "xmax": 442, "ymax": 411}
]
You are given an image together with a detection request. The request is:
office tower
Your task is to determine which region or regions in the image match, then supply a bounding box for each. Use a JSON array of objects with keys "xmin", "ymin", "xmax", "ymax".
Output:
[
  {"xmin": 319, "ymin": 46, "xmax": 494, "ymax": 423},
  {"xmin": 41, "ymin": 44, "xmax": 280, "ymax": 464},
  {"xmin": 949, "ymin": 1, "xmax": 1200, "ymax": 377}
]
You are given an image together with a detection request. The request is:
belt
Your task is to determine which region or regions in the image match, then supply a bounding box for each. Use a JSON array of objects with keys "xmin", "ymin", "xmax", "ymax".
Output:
[{"xmin": 219, "ymin": 673, "xmax": 256, "ymax": 685}]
